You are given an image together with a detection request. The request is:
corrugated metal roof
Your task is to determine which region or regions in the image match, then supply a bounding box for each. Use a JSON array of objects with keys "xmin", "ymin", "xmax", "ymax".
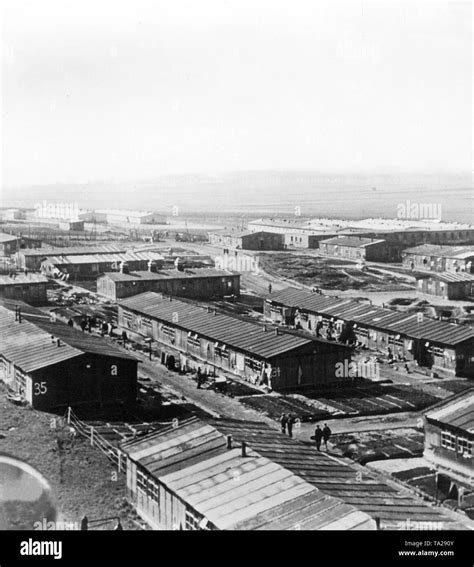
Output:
[
  {"xmin": 403, "ymin": 245, "xmax": 474, "ymax": 259},
  {"xmin": 210, "ymin": 229, "xmax": 256, "ymax": 238},
  {"xmin": 0, "ymin": 298, "xmax": 48, "ymax": 318},
  {"xmin": 248, "ymin": 219, "xmax": 314, "ymax": 230},
  {"xmin": 43, "ymin": 251, "xmax": 165, "ymax": 265},
  {"xmin": 386, "ymin": 316, "xmax": 474, "ymax": 345},
  {"xmin": 0, "ymin": 273, "xmax": 49, "ymax": 286},
  {"xmin": 0, "ymin": 308, "xmax": 83, "ymax": 372},
  {"xmin": 100, "ymin": 268, "xmax": 239, "ymax": 283},
  {"xmin": 0, "ymin": 306, "xmax": 138, "ymax": 372},
  {"xmin": 120, "ymin": 292, "xmax": 317, "ymax": 359},
  {"xmin": 425, "ymin": 389, "xmax": 474, "ymax": 433},
  {"xmin": 0, "ymin": 233, "xmax": 18, "ymax": 243},
  {"xmin": 122, "ymin": 418, "xmax": 466, "ymax": 528},
  {"xmin": 268, "ymin": 288, "xmax": 474, "ymax": 346},
  {"xmin": 205, "ymin": 419, "xmax": 468, "ymax": 527},
  {"xmin": 320, "ymin": 236, "xmax": 386, "ymax": 247},
  {"xmin": 121, "ymin": 418, "xmax": 374, "ymax": 530},
  {"xmin": 34, "ymin": 320, "xmax": 139, "ymax": 361},
  {"xmin": 19, "ymin": 245, "xmax": 128, "ymax": 257},
  {"xmin": 416, "ymin": 272, "xmax": 474, "ymax": 283}
]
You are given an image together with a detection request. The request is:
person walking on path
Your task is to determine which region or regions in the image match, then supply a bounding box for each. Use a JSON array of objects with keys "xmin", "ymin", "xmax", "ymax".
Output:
[
  {"xmin": 196, "ymin": 367, "xmax": 204, "ymax": 389},
  {"xmin": 287, "ymin": 415, "xmax": 295, "ymax": 438},
  {"xmin": 314, "ymin": 425, "xmax": 323, "ymax": 451},
  {"xmin": 280, "ymin": 413, "xmax": 288, "ymax": 435},
  {"xmin": 322, "ymin": 423, "xmax": 332, "ymax": 450}
]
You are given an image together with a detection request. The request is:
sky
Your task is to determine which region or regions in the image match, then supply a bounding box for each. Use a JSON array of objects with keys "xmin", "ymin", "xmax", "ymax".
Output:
[{"xmin": 1, "ymin": 0, "xmax": 472, "ymax": 187}]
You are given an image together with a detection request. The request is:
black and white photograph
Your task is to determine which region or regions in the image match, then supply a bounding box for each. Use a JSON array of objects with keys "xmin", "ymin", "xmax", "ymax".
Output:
[{"xmin": 0, "ymin": 0, "xmax": 473, "ymax": 563}]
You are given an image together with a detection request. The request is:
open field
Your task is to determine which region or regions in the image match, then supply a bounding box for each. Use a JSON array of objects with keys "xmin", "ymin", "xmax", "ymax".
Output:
[{"xmin": 258, "ymin": 253, "xmax": 414, "ymax": 292}]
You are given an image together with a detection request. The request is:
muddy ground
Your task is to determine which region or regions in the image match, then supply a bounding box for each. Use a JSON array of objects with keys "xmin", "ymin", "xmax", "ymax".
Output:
[{"xmin": 258, "ymin": 253, "xmax": 414, "ymax": 292}]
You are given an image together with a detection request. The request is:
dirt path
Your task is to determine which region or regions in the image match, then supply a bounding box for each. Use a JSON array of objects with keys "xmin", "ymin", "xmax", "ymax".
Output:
[
  {"xmin": 291, "ymin": 411, "xmax": 421, "ymax": 443},
  {"xmin": 137, "ymin": 355, "xmax": 279, "ymax": 429}
]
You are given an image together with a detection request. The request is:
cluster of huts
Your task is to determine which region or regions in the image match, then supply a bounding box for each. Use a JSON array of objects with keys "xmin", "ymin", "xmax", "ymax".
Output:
[
  {"xmin": 120, "ymin": 416, "xmax": 469, "ymax": 530},
  {"xmin": 265, "ymin": 287, "xmax": 474, "ymax": 378},
  {"xmin": 118, "ymin": 292, "xmax": 351, "ymax": 390}
]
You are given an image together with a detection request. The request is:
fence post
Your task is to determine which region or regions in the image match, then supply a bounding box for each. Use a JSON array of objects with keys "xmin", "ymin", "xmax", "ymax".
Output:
[
  {"xmin": 117, "ymin": 449, "xmax": 122, "ymax": 473},
  {"xmin": 90, "ymin": 426, "xmax": 94, "ymax": 446},
  {"xmin": 67, "ymin": 407, "xmax": 71, "ymax": 425}
]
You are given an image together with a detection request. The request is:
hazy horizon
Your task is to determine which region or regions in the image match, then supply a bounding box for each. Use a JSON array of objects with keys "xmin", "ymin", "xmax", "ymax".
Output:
[{"xmin": 1, "ymin": 170, "xmax": 472, "ymax": 223}]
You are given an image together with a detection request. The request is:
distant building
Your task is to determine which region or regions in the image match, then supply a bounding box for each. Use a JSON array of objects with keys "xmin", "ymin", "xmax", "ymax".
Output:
[
  {"xmin": 16, "ymin": 244, "xmax": 128, "ymax": 270},
  {"xmin": 0, "ymin": 306, "xmax": 138, "ymax": 410},
  {"xmin": 77, "ymin": 209, "xmax": 95, "ymax": 222},
  {"xmin": 32, "ymin": 201, "xmax": 84, "ymax": 230},
  {"xmin": 402, "ymin": 245, "xmax": 474, "ymax": 273},
  {"xmin": 97, "ymin": 268, "xmax": 240, "ymax": 301},
  {"xmin": 29, "ymin": 217, "xmax": 85, "ymax": 231},
  {"xmin": 247, "ymin": 218, "xmax": 316, "ymax": 235},
  {"xmin": 0, "ymin": 233, "xmax": 42, "ymax": 256},
  {"xmin": 247, "ymin": 219, "xmax": 335, "ymax": 248},
  {"xmin": 41, "ymin": 252, "xmax": 165, "ymax": 280},
  {"xmin": 319, "ymin": 236, "xmax": 397, "ymax": 262},
  {"xmin": 265, "ymin": 287, "xmax": 474, "ymax": 378},
  {"xmin": 248, "ymin": 218, "xmax": 474, "ymax": 257},
  {"xmin": 1, "ymin": 209, "xmax": 26, "ymax": 221},
  {"xmin": 424, "ymin": 389, "xmax": 474, "ymax": 479},
  {"xmin": 416, "ymin": 273, "xmax": 474, "ymax": 301},
  {"xmin": 208, "ymin": 230, "xmax": 284, "ymax": 250},
  {"xmin": 0, "ymin": 273, "xmax": 51, "ymax": 304},
  {"xmin": 57, "ymin": 219, "xmax": 85, "ymax": 231},
  {"xmin": 118, "ymin": 291, "xmax": 352, "ymax": 390},
  {"xmin": 94, "ymin": 209, "xmax": 167, "ymax": 225},
  {"xmin": 121, "ymin": 417, "xmax": 375, "ymax": 530},
  {"xmin": 34, "ymin": 201, "xmax": 79, "ymax": 220},
  {"xmin": 0, "ymin": 234, "xmax": 19, "ymax": 256},
  {"xmin": 284, "ymin": 232, "xmax": 331, "ymax": 249}
]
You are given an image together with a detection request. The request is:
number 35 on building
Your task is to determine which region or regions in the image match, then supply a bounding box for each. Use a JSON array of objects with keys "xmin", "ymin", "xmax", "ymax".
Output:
[{"xmin": 34, "ymin": 382, "xmax": 47, "ymax": 396}]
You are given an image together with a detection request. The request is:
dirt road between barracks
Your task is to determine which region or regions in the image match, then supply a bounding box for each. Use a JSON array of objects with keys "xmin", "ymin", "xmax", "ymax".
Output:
[{"xmin": 136, "ymin": 353, "xmax": 422, "ymax": 442}]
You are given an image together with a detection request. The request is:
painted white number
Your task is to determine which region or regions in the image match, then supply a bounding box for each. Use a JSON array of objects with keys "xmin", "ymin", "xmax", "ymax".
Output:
[{"xmin": 34, "ymin": 382, "xmax": 47, "ymax": 396}]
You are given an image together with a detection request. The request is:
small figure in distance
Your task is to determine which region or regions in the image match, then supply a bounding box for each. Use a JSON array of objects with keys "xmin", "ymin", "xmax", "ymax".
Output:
[
  {"xmin": 322, "ymin": 423, "xmax": 332, "ymax": 450},
  {"xmin": 287, "ymin": 414, "xmax": 295, "ymax": 438},
  {"xmin": 314, "ymin": 424, "xmax": 323, "ymax": 451}
]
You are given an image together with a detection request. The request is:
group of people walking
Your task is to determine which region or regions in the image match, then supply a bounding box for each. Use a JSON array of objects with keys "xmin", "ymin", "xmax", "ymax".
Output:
[
  {"xmin": 280, "ymin": 414, "xmax": 332, "ymax": 450},
  {"xmin": 314, "ymin": 423, "xmax": 332, "ymax": 451},
  {"xmin": 280, "ymin": 413, "xmax": 296, "ymax": 438}
]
